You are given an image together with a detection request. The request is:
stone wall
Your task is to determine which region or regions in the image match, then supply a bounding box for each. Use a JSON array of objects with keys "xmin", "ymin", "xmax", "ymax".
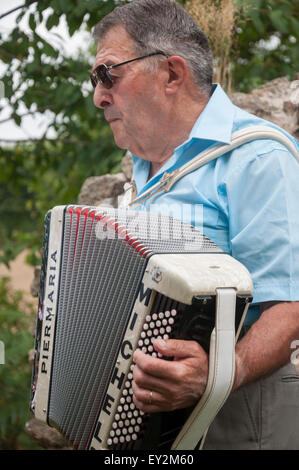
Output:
[{"xmin": 25, "ymin": 76, "xmax": 299, "ymax": 449}]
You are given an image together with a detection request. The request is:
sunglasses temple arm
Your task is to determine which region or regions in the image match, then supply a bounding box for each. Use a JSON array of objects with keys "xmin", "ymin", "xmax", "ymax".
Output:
[{"xmin": 111, "ymin": 51, "xmax": 169, "ymax": 70}]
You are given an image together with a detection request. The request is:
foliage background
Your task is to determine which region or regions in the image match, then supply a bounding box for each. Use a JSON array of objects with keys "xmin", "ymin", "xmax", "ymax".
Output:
[{"xmin": 0, "ymin": 0, "xmax": 298, "ymax": 450}]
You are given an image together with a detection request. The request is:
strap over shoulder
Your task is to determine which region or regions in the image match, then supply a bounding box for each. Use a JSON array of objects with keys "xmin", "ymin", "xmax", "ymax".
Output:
[{"xmin": 120, "ymin": 125, "xmax": 299, "ymax": 208}]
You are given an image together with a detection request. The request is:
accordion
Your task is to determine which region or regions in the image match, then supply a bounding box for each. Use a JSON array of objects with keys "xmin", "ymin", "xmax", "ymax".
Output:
[{"xmin": 30, "ymin": 205, "xmax": 252, "ymax": 450}]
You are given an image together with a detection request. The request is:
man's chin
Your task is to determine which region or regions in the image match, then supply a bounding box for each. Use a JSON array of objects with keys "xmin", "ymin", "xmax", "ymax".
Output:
[{"xmin": 111, "ymin": 130, "xmax": 129, "ymax": 151}]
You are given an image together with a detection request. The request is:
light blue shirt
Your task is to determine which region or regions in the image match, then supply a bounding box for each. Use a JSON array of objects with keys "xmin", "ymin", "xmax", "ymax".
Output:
[{"xmin": 131, "ymin": 84, "xmax": 299, "ymax": 325}]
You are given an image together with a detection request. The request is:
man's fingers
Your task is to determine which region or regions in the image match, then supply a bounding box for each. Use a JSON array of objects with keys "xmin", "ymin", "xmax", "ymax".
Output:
[
  {"xmin": 152, "ymin": 338, "xmax": 205, "ymax": 359},
  {"xmin": 132, "ymin": 339, "xmax": 209, "ymax": 412},
  {"xmin": 133, "ymin": 348, "xmax": 178, "ymax": 382},
  {"xmin": 132, "ymin": 380, "xmax": 164, "ymax": 409},
  {"xmin": 133, "ymin": 339, "xmax": 207, "ymax": 385}
]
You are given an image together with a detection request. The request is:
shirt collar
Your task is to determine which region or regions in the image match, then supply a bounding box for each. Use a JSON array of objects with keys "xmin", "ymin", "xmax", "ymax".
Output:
[
  {"xmin": 132, "ymin": 84, "xmax": 235, "ymax": 194},
  {"xmin": 187, "ymin": 83, "xmax": 234, "ymax": 145}
]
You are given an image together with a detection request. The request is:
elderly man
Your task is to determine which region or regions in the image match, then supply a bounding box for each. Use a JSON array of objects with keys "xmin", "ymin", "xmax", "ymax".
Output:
[{"xmin": 91, "ymin": 0, "xmax": 299, "ymax": 450}]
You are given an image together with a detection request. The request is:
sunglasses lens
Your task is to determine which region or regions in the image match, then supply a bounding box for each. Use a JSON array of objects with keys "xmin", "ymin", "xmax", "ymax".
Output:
[{"xmin": 91, "ymin": 64, "xmax": 113, "ymax": 89}]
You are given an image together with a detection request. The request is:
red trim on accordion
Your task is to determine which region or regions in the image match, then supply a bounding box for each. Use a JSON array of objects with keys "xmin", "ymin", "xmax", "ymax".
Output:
[{"xmin": 92, "ymin": 210, "xmax": 152, "ymax": 259}]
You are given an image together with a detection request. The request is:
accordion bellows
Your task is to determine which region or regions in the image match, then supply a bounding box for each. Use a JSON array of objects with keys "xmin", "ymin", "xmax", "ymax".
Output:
[{"xmin": 30, "ymin": 205, "xmax": 252, "ymax": 450}]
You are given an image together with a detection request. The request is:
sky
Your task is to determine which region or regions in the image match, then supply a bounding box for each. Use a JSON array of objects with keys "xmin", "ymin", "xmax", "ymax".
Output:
[{"xmin": 0, "ymin": 0, "xmax": 91, "ymax": 141}]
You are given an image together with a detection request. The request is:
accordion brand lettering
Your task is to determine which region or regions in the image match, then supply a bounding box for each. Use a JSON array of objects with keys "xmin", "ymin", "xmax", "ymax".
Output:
[
  {"xmin": 41, "ymin": 249, "xmax": 57, "ymax": 374},
  {"xmin": 90, "ymin": 281, "xmax": 154, "ymax": 448}
]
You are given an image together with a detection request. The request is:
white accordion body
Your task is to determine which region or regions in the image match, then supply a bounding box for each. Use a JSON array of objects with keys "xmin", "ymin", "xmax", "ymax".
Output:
[{"xmin": 30, "ymin": 205, "xmax": 252, "ymax": 450}]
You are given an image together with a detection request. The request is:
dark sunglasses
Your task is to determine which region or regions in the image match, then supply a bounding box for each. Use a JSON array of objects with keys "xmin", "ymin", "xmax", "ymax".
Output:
[{"xmin": 90, "ymin": 50, "xmax": 169, "ymax": 89}]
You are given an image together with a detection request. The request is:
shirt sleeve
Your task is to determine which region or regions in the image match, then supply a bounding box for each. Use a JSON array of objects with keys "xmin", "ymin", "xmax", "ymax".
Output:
[{"xmin": 223, "ymin": 142, "xmax": 299, "ymax": 305}]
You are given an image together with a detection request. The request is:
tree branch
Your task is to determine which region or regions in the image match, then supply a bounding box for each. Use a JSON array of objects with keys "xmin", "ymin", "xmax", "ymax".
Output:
[{"xmin": 0, "ymin": 4, "xmax": 26, "ymax": 20}]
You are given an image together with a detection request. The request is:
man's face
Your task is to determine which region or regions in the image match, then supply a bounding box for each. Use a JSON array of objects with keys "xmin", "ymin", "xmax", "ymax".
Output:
[{"xmin": 93, "ymin": 26, "xmax": 168, "ymax": 158}]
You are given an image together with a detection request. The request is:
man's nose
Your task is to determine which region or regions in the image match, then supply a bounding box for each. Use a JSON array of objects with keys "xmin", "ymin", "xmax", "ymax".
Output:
[{"xmin": 93, "ymin": 84, "xmax": 113, "ymax": 109}]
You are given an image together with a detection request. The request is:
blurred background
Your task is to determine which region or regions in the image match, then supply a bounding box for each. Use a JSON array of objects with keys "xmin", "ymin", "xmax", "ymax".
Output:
[{"xmin": 0, "ymin": 0, "xmax": 298, "ymax": 450}]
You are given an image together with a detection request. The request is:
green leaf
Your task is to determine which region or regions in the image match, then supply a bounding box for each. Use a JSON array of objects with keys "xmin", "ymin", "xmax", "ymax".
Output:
[
  {"xmin": 29, "ymin": 13, "xmax": 36, "ymax": 31},
  {"xmin": 269, "ymin": 10, "xmax": 289, "ymax": 34},
  {"xmin": 45, "ymin": 12, "xmax": 60, "ymax": 30},
  {"xmin": 250, "ymin": 10, "xmax": 265, "ymax": 35}
]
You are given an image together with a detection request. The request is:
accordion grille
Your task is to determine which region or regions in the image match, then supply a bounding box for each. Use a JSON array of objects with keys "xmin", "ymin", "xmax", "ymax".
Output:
[{"xmin": 48, "ymin": 209, "xmax": 147, "ymax": 449}]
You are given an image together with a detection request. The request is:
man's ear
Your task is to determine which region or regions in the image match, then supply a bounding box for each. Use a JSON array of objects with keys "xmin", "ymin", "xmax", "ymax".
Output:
[{"xmin": 164, "ymin": 56, "xmax": 188, "ymax": 94}]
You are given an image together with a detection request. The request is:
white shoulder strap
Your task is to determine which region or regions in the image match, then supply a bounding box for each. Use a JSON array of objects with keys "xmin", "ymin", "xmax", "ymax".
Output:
[
  {"xmin": 121, "ymin": 125, "xmax": 299, "ymax": 208},
  {"xmin": 171, "ymin": 288, "xmax": 250, "ymax": 450}
]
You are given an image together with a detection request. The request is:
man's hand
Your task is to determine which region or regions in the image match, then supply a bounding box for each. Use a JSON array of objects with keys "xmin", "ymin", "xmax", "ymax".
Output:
[{"xmin": 132, "ymin": 338, "xmax": 209, "ymax": 413}]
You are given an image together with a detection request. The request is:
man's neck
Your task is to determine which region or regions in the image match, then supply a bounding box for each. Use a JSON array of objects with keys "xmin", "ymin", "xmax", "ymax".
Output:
[{"xmin": 148, "ymin": 95, "xmax": 208, "ymax": 179}]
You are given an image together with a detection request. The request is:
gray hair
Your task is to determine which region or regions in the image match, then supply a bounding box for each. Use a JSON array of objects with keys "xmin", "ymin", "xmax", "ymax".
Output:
[{"xmin": 93, "ymin": 0, "xmax": 214, "ymax": 96}]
